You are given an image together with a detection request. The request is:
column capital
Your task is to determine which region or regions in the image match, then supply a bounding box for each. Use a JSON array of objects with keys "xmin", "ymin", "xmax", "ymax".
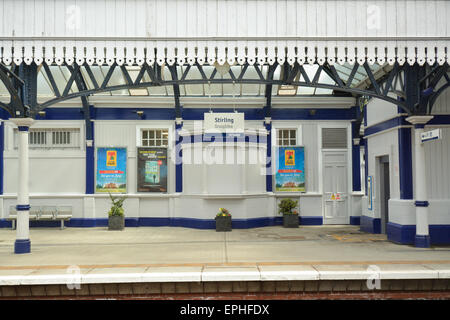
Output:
[
  {"xmin": 10, "ymin": 118, "xmax": 34, "ymax": 128},
  {"xmin": 353, "ymin": 138, "xmax": 361, "ymax": 146},
  {"xmin": 405, "ymin": 115, "xmax": 434, "ymax": 126}
]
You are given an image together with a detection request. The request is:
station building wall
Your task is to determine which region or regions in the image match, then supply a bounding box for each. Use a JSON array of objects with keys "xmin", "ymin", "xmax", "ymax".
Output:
[
  {"xmin": 0, "ymin": 106, "xmax": 361, "ymax": 229},
  {"xmin": 362, "ymin": 84, "xmax": 450, "ymax": 244}
]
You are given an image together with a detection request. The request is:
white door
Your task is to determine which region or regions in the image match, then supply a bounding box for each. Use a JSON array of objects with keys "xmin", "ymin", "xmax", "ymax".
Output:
[{"xmin": 323, "ymin": 151, "xmax": 348, "ymax": 224}]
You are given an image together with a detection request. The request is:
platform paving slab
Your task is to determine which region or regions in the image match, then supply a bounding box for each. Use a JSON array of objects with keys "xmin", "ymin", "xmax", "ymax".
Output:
[
  {"xmin": 313, "ymin": 264, "xmax": 379, "ymax": 280},
  {"xmin": 143, "ymin": 266, "xmax": 203, "ymax": 282},
  {"xmin": 202, "ymin": 266, "xmax": 260, "ymax": 282},
  {"xmin": 423, "ymin": 264, "xmax": 450, "ymax": 279},
  {"xmin": 258, "ymin": 265, "xmax": 319, "ymax": 281},
  {"xmin": 376, "ymin": 264, "xmax": 439, "ymax": 279}
]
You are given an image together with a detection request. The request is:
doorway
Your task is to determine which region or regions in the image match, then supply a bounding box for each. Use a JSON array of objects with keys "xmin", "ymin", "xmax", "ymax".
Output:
[
  {"xmin": 323, "ymin": 151, "xmax": 348, "ymax": 224},
  {"xmin": 378, "ymin": 156, "xmax": 390, "ymax": 234}
]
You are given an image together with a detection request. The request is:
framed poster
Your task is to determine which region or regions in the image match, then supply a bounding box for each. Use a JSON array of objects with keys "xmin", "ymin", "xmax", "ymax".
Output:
[
  {"xmin": 275, "ymin": 146, "xmax": 306, "ymax": 192},
  {"xmin": 137, "ymin": 147, "xmax": 168, "ymax": 192},
  {"xmin": 96, "ymin": 147, "xmax": 127, "ymax": 193}
]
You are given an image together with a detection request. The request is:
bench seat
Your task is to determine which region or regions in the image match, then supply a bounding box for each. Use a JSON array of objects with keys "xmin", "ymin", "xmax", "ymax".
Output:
[{"xmin": 7, "ymin": 205, "xmax": 73, "ymax": 230}]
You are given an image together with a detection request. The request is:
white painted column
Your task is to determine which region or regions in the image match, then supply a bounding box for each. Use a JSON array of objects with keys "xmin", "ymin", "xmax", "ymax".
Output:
[
  {"xmin": 406, "ymin": 115, "xmax": 433, "ymax": 248},
  {"xmin": 10, "ymin": 118, "xmax": 33, "ymax": 254},
  {"xmin": 202, "ymin": 143, "xmax": 208, "ymax": 194},
  {"xmin": 240, "ymin": 142, "xmax": 247, "ymax": 194}
]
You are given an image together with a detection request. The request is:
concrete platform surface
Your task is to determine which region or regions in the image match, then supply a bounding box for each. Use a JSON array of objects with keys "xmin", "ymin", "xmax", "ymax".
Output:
[{"xmin": 0, "ymin": 225, "xmax": 449, "ymax": 286}]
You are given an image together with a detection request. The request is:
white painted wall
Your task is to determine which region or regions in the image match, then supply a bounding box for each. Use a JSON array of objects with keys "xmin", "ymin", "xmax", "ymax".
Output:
[
  {"xmin": 424, "ymin": 127, "xmax": 450, "ymax": 200},
  {"xmin": 366, "ymin": 96, "xmax": 399, "ymax": 128},
  {"xmin": 364, "ymin": 128, "xmax": 399, "ymax": 220},
  {"xmin": 1, "ymin": 116, "xmax": 361, "ymax": 224},
  {"xmin": 3, "ymin": 120, "xmax": 85, "ymax": 194},
  {"xmin": 364, "ymin": 87, "xmax": 450, "ymax": 226},
  {"xmin": 2, "ymin": 0, "xmax": 448, "ymax": 38},
  {"xmin": 431, "ymin": 78, "xmax": 450, "ymax": 114}
]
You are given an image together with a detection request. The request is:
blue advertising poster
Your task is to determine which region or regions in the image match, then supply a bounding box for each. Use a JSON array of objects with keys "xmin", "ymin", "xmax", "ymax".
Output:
[
  {"xmin": 275, "ymin": 146, "xmax": 306, "ymax": 192},
  {"xmin": 96, "ymin": 147, "xmax": 127, "ymax": 193}
]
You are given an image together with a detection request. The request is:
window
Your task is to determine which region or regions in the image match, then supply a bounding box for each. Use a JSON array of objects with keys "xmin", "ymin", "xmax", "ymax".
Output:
[
  {"xmin": 276, "ymin": 129, "xmax": 297, "ymax": 146},
  {"xmin": 322, "ymin": 128, "xmax": 347, "ymax": 149},
  {"xmin": 14, "ymin": 128, "xmax": 80, "ymax": 149},
  {"xmin": 141, "ymin": 129, "xmax": 169, "ymax": 147}
]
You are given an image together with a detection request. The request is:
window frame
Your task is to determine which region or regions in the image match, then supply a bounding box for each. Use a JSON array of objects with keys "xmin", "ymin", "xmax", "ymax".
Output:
[
  {"xmin": 136, "ymin": 123, "xmax": 174, "ymax": 149},
  {"xmin": 140, "ymin": 128, "xmax": 169, "ymax": 147},
  {"xmin": 10, "ymin": 121, "xmax": 84, "ymax": 151},
  {"xmin": 271, "ymin": 122, "xmax": 303, "ymax": 147}
]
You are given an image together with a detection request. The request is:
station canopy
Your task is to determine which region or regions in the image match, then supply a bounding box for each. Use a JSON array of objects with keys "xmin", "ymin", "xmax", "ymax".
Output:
[{"xmin": 0, "ymin": 0, "xmax": 448, "ymax": 105}]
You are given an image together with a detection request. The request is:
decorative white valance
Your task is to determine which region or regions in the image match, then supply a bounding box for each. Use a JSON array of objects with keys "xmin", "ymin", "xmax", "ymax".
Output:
[{"xmin": 0, "ymin": 40, "xmax": 448, "ymax": 66}]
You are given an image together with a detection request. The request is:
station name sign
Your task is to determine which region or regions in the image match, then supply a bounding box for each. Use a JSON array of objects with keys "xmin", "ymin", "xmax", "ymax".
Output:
[
  {"xmin": 204, "ymin": 112, "xmax": 244, "ymax": 132},
  {"xmin": 421, "ymin": 128, "xmax": 441, "ymax": 143}
]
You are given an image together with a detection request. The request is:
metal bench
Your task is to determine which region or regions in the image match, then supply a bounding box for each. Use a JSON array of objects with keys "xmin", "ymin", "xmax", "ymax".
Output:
[{"xmin": 7, "ymin": 205, "xmax": 72, "ymax": 230}]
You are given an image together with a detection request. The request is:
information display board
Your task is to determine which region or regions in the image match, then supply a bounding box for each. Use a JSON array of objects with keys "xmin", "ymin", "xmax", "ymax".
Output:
[
  {"xmin": 137, "ymin": 147, "xmax": 168, "ymax": 192},
  {"xmin": 275, "ymin": 146, "xmax": 305, "ymax": 192},
  {"xmin": 96, "ymin": 147, "xmax": 127, "ymax": 193}
]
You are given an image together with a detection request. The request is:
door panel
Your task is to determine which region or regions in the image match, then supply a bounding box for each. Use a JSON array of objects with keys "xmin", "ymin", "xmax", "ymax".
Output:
[{"xmin": 323, "ymin": 152, "xmax": 348, "ymax": 224}]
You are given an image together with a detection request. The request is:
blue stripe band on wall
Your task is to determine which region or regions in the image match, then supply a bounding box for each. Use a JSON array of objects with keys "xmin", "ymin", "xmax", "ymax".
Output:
[
  {"xmin": 351, "ymin": 122, "xmax": 361, "ymax": 192},
  {"xmin": 360, "ymin": 215, "xmax": 381, "ymax": 234},
  {"xmin": 86, "ymin": 121, "xmax": 95, "ymax": 194},
  {"xmin": 0, "ymin": 122, "xmax": 3, "ymax": 195},
  {"xmin": 0, "ymin": 216, "xmax": 324, "ymax": 229},
  {"xmin": 363, "ymin": 105, "xmax": 368, "ymax": 195},
  {"xmin": 18, "ymin": 126, "xmax": 29, "ymax": 132},
  {"xmin": 350, "ymin": 216, "xmax": 361, "ymax": 225},
  {"xmin": 398, "ymin": 127, "xmax": 413, "ymax": 199},
  {"xmin": 365, "ymin": 114, "xmax": 450, "ymax": 138},
  {"xmin": 415, "ymin": 200, "xmax": 429, "ymax": 207},
  {"xmin": 265, "ymin": 122, "xmax": 272, "ymax": 192},
  {"xmin": 364, "ymin": 116, "xmax": 410, "ymax": 136},
  {"xmin": 32, "ymin": 107, "xmax": 360, "ymax": 122},
  {"xmin": 175, "ymin": 122, "xmax": 183, "ymax": 193},
  {"xmin": 364, "ymin": 139, "xmax": 368, "ymax": 196}
]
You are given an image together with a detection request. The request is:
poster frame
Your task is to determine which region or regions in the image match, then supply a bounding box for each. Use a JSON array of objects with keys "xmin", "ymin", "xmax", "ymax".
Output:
[
  {"xmin": 95, "ymin": 146, "xmax": 128, "ymax": 194},
  {"xmin": 273, "ymin": 145, "xmax": 306, "ymax": 193},
  {"xmin": 136, "ymin": 146, "xmax": 169, "ymax": 194}
]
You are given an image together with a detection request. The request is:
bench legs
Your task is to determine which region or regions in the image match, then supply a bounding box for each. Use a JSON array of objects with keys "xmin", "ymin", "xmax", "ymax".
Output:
[{"xmin": 10, "ymin": 219, "xmax": 67, "ymax": 230}]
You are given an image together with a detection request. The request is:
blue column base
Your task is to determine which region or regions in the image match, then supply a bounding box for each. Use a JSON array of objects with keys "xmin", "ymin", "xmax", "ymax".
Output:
[
  {"xmin": 415, "ymin": 235, "xmax": 431, "ymax": 248},
  {"xmin": 14, "ymin": 239, "xmax": 31, "ymax": 254}
]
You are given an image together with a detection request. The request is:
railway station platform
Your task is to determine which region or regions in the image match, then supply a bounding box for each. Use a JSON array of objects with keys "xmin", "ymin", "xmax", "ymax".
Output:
[{"xmin": 0, "ymin": 225, "xmax": 449, "ymax": 299}]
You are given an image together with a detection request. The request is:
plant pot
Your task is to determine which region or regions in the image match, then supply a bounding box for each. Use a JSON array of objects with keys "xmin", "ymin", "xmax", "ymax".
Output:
[
  {"xmin": 108, "ymin": 215, "xmax": 125, "ymax": 230},
  {"xmin": 283, "ymin": 213, "xmax": 299, "ymax": 228},
  {"xmin": 215, "ymin": 215, "xmax": 232, "ymax": 232}
]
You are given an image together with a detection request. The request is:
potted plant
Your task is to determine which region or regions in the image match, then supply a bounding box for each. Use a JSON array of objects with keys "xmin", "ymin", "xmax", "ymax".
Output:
[
  {"xmin": 215, "ymin": 208, "xmax": 232, "ymax": 232},
  {"xmin": 108, "ymin": 193, "xmax": 126, "ymax": 230},
  {"xmin": 278, "ymin": 198, "xmax": 299, "ymax": 228}
]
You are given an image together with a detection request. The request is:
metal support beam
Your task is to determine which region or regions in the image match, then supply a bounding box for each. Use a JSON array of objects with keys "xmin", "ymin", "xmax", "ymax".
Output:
[
  {"xmin": 264, "ymin": 63, "xmax": 278, "ymax": 119},
  {"xmin": 36, "ymin": 61, "xmax": 413, "ymax": 113},
  {"xmin": 169, "ymin": 65, "xmax": 182, "ymax": 119}
]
